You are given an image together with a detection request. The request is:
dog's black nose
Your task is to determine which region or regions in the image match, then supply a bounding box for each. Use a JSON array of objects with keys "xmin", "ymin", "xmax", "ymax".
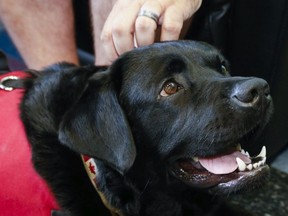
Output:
[{"xmin": 231, "ymin": 78, "xmax": 270, "ymax": 107}]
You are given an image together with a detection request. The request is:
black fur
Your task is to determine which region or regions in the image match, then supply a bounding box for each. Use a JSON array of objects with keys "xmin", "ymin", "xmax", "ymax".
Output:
[{"xmin": 20, "ymin": 41, "xmax": 272, "ymax": 216}]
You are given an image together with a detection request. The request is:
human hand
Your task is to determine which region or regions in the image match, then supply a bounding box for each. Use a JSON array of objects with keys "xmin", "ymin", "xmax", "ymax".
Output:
[{"xmin": 97, "ymin": 0, "xmax": 202, "ymax": 64}]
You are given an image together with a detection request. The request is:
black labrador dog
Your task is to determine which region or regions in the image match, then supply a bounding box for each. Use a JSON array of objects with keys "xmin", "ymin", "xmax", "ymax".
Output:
[{"xmin": 19, "ymin": 41, "xmax": 273, "ymax": 216}]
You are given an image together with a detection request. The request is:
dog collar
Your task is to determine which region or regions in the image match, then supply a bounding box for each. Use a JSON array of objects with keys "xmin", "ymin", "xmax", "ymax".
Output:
[
  {"xmin": 81, "ymin": 155, "xmax": 123, "ymax": 216},
  {"xmin": 81, "ymin": 155, "xmax": 98, "ymax": 188}
]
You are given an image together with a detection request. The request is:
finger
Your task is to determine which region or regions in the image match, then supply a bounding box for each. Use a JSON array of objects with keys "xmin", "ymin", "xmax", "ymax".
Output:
[
  {"xmin": 100, "ymin": 7, "xmax": 120, "ymax": 64},
  {"xmin": 135, "ymin": 1, "xmax": 162, "ymax": 47},
  {"xmin": 111, "ymin": 1, "xmax": 142, "ymax": 55},
  {"xmin": 160, "ymin": 0, "xmax": 203, "ymax": 41},
  {"xmin": 160, "ymin": 6, "xmax": 184, "ymax": 41},
  {"xmin": 100, "ymin": 28, "xmax": 119, "ymax": 64},
  {"xmin": 100, "ymin": 0, "xmax": 140, "ymax": 63}
]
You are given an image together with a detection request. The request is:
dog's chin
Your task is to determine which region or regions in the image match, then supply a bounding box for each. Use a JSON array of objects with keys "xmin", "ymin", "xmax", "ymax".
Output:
[{"xmin": 169, "ymin": 144, "xmax": 269, "ymax": 194}]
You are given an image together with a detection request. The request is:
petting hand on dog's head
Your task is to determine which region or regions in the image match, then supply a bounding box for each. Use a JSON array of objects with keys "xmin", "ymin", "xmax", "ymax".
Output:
[{"xmin": 93, "ymin": 0, "xmax": 202, "ymax": 65}]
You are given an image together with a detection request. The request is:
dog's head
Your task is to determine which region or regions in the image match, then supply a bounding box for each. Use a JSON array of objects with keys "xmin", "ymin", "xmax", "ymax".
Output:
[{"xmin": 56, "ymin": 41, "xmax": 272, "ymax": 195}]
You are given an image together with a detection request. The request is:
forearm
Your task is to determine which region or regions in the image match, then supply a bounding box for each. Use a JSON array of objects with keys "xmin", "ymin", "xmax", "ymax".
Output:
[{"xmin": 0, "ymin": 0, "xmax": 79, "ymax": 69}]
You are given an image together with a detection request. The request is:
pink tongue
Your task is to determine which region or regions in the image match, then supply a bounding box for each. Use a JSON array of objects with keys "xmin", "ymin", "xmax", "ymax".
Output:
[{"xmin": 199, "ymin": 151, "xmax": 251, "ymax": 175}]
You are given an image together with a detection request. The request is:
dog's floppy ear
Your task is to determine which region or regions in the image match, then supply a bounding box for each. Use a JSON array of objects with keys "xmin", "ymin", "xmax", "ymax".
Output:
[{"xmin": 59, "ymin": 70, "xmax": 136, "ymax": 174}]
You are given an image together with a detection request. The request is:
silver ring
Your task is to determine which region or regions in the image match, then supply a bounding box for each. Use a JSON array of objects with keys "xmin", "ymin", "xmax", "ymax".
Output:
[{"xmin": 137, "ymin": 10, "xmax": 159, "ymax": 23}]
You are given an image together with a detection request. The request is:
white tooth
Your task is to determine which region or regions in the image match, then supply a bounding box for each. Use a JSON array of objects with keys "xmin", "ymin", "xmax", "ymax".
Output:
[
  {"xmin": 253, "ymin": 163, "xmax": 258, "ymax": 169},
  {"xmin": 257, "ymin": 162, "xmax": 262, "ymax": 167},
  {"xmin": 257, "ymin": 146, "xmax": 266, "ymax": 158},
  {"xmin": 245, "ymin": 151, "xmax": 250, "ymax": 157},
  {"xmin": 259, "ymin": 157, "xmax": 266, "ymax": 165},
  {"xmin": 192, "ymin": 157, "xmax": 199, "ymax": 162},
  {"xmin": 237, "ymin": 144, "xmax": 242, "ymax": 151},
  {"xmin": 247, "ymin": 164, "xmax": 253, "ymax": 171},
  {"xmin": 236, "ymin": 157, "xmax": 246, "ymax": 171},
  {"xmin": 240, "ymin": 149, "xmax": 251, "ymax": 157}
]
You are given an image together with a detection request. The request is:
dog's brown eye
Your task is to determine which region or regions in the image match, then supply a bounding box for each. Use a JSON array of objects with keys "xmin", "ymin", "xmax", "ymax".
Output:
[{"xmin": 160, "ymin": 81, "xmax": 182, "ymax": 97}]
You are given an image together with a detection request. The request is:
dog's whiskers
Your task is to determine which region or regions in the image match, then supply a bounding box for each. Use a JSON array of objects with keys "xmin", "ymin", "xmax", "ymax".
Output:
[
  {"xmin": 199, "ymin": 127, "xmax": 211, "ymax": 145},
  {"xmin": 215, "ymin": 125, "xmax": 223, "ymax": 144},
  {"xmin": 138, "ymin": 178, "xmax": 151, "ymax": 199},
  {"xmin": 199, "ymin": 123, "xmax": 220, "ymax": 149}
]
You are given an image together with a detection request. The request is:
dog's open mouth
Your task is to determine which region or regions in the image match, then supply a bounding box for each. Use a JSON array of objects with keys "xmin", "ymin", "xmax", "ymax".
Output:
[{"xmin": 170, "ymin": 145, "xmax": 269, "ymax": 193}]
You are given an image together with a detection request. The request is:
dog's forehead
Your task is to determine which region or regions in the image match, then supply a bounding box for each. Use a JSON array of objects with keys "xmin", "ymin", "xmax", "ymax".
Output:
[
  {"xmin": 137, "ymin": 41, "xmax": 222, "ymax": 60},
  {"xmin": 124, "ymin": 41, "xmax": 226, "ymax": 72},
  {"xmin": 120, "ymin": 41, "xmax": 226, "ymax": 82}
]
